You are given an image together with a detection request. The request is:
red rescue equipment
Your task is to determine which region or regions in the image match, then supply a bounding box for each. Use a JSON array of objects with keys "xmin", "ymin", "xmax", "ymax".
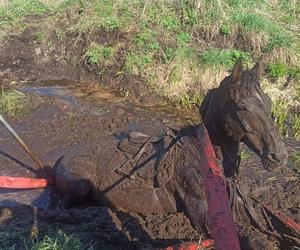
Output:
[
  {"xmin": 0, "ymin": 176, "xmax": 48, "ymax": 189},
  {"xmin": 164, "ymin": 239, "xmax": 214, "ymax": 250},
  {"xmin": 196, "ymin": 127, "xmax": 241, "ymax": 250}
]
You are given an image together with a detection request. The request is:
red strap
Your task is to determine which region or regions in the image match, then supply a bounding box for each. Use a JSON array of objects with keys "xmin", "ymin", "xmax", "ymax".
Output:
[
  {"xmin": 262, "ymin": 203, "xmax": 300, "ymax": 234},
  {"xmin": 197, "ymin": 126, "xmax": 241, "ymax": 250},
  {"xmin": 0, "ymin": 176, "xmax": 48, "ymax": 189}
]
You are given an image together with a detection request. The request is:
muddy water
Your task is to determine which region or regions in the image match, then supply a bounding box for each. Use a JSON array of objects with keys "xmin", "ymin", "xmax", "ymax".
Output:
[
  {"xmin": 21, "ymin": 85, "xmax": 198, "ymax": 121},
  {"xmin": 0, "ymin": 82, "xmax": 200, "ymax": 209}
]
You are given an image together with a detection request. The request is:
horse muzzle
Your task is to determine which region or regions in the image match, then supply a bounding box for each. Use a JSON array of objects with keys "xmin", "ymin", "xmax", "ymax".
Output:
[{"xmin": 261, "ymin": 147, "xmax": 288, "ymax": 170}]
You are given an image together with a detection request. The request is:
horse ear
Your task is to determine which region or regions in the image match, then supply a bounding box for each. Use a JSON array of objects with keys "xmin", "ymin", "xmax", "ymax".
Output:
[
  {"xmin": 251, "ymin": 61, "xmax": 265, "ymax": 78},
  {"xmin": 232, "ymin": 60, "xmax": 243, "ymax": 84}
]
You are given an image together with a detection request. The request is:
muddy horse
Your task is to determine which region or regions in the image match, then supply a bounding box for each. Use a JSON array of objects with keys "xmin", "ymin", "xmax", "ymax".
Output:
[{"xmin": 51, "ymin": 61, "xmax": 296, "ymax": 248}]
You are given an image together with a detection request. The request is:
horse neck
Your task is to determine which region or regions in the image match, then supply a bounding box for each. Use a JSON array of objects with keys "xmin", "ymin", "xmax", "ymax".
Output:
[{"xmin": 204, "ymin": 104, "xmax": 241, "ymax": 178}]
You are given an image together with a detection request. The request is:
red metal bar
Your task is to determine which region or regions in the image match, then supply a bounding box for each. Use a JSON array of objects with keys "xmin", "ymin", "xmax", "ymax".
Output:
[
  {"xmin": 164, "ymin": 239, "xmax": 214, "ymax": 250},
  {"xmin": 0, "ymin": 176, "xmax": 48, "ymax": 189},
  {"xmin": 196, "ymin": 126, "xmax": 241, "ymax": 250}
]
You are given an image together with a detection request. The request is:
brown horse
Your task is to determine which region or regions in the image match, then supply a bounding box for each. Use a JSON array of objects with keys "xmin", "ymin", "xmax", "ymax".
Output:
[{"xmin": 200, "ymin": 60, "xmax": 288, "ymax": 177}]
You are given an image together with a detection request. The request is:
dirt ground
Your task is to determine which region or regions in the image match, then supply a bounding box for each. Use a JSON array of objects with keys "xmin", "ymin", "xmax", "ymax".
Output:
[{"xmin": 0, "ymin": 21, "xmax": 300, "ymax": 250}]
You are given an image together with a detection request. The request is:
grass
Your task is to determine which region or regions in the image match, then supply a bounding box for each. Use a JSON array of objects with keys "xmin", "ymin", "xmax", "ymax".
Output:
[
  {"xmin": 85, "ymin": 43, "xmax": 117, "ymax": 66},
  {"xmin": 45, "ymin": 0, "xmax": 299, "ymax": 103},
  {"xmin": 134, "ymin": 28, "xmax": 160, "ymax": 52},
  {"xmin": 0, "ymin": 0, "xmax": 299, "ymax": 110},
  {"xmin": 291, "ymin": 114, "xmax": 300, "ymax": 140},
  {"xmin": 178, "ymin": 93, "xmax": 204, "ymax": 109},
  {"xmin": 124, "ymin": 52, "xmax": 153, "ymax": 75},
  {"xmin": 240, "ymin": 150, "xmax": 252, "ymax": 161},
  {"xmin": 0, "ymin": 0, "xmax": 49, "ymax": 41},
  {"xmin": 0, "ymin": 89, "xmax": 28, "ymax": 117},
  {"xmin": 0, "ymin": 231, "xmax": 94, "ymax": 250},
  {"xmin": 234, "ymin": 12, "xmax": 268, "ymax": 32},
  {"xmin": 267, "ymin": 61, "xmax": 290, "ymax": 78},
  {"xmin": 33, "ymin": 31, "xmax": 45, "ymax": 43},
  {"xmin": 28, "ymin": 233, "xmax": 94, "ymax": 250},
  {"xmin": 290, "ymin": 151, "xmax": 300, "ymax": 169},
  {"xmin": 63, "ymin": 0, "xmax": 133, "ymax": 32},
  {"xmin": 220, "ymin": 24, "xmax": 231, "ymax": 35},
  {"xmin": 269, "ymin": 99, "xmax": 300, "ymax": 139},
  {"xmin": 265, "ymin": 29, "xmax": 293, "ymax": 52},
  {"xmin": 200, "ymin": 49, "xmax": 252, "ymax": 70}
]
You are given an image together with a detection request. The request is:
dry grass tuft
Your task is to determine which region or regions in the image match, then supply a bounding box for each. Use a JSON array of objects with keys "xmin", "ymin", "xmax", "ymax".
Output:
[
  {"xmin": 269, "ymin": 47, "xmax": 300, "ymax": 67},
  {"xmin": 261, "ymin": 79, "xmax": 300, "ymax": 109}
]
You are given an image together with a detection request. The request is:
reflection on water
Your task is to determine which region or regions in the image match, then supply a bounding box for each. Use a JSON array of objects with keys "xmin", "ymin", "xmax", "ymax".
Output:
[{"xmin": 20, "ymin": 83, "xmax": 200, "ymax": 125}]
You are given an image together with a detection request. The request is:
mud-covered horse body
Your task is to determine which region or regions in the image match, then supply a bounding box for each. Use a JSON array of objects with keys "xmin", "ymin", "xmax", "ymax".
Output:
[{"xmin": 53, "ymin": 126, "xmax": 208, "ymax": 231}]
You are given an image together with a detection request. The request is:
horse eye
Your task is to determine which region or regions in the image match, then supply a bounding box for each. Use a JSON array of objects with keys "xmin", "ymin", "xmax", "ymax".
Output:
[{"xmin": 237, "ymin": 103, "xmax": 250, "ymax": 111}]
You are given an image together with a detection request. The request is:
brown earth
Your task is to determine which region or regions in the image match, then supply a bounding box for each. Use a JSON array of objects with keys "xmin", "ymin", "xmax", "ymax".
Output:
[{"xmin": 0, "ymin": 17, "xmax": 300, "ymax": 250}]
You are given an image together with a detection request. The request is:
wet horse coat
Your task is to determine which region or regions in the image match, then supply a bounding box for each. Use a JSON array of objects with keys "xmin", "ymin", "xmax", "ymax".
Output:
[{"xmin": 53, "ymin": 126, "xmax": 208, "ymax": 232}]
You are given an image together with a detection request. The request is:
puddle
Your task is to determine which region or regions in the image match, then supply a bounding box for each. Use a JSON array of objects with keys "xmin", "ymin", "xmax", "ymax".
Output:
[
  {"xmin": 20, "ymin": 83, "xmax": 200, "ymax": 124},
  {"xmin": 21, "ymin": 86, "xmax": 77, "ymax": 105},
  {"xmin": 20, "ymin": 85, "xmax": 113, "ymax": 116}
]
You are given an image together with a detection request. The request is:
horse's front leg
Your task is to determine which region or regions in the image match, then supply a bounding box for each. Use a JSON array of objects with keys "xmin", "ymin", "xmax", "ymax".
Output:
[{"xmin": 171, "ymin": 166, "xmax": 208, "ymax": 234}]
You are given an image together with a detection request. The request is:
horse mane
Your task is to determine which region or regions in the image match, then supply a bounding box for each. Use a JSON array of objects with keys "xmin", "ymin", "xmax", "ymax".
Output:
[{"xmin": 227, "ymin": 72, "xmax": 261, "ymax": 101}]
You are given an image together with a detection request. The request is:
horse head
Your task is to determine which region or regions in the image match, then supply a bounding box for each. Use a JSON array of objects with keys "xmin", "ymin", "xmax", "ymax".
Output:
[{"xmin": 200, "ymin": 60, "xmax": 288, "ymax": 177}]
